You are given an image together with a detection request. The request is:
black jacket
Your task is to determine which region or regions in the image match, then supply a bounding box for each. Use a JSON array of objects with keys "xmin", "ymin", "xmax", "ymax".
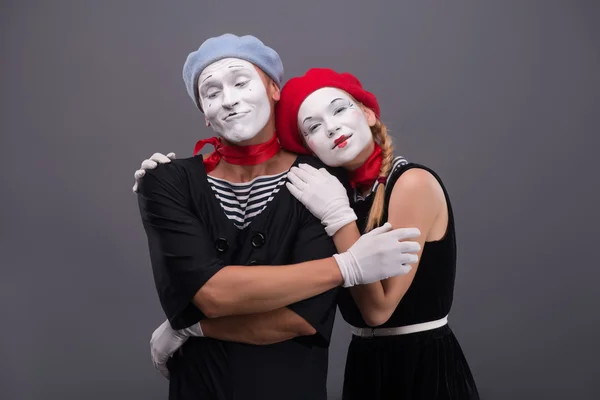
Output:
[{"xmin": 137, "ymin": 154, "xmax": 341, "ymax": 400}]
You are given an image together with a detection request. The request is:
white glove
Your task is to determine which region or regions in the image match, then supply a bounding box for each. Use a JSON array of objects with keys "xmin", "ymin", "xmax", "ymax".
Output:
[
  {"xmin": 334, "ymin": 223, "xmax": 421, "ymax": 287},
  {"xmin": 132, "ymin": 152, "xmax": 176, "ymax": 193},
  {"xmin": 150, "ymin": 319, "xmax": 204, "ymax": 379},
  {"xmin": 286, "ymin": 163, "xmax": 357, "ymax": 236}
]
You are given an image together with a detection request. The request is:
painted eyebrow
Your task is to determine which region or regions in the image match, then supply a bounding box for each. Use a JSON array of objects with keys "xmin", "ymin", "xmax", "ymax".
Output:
[
  {"xmin": 302, "ymin": 98, "xmax": 347, "ymax": 124},
  {"xmin": 201, "ymin": 65, "xmax": 245, "ymax": 80}
]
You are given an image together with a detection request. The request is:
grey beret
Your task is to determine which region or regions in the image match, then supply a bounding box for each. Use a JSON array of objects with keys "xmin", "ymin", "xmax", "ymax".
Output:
[{"xmin": 182, "ymin": 33, "xmax": 284, "ymax": 111}]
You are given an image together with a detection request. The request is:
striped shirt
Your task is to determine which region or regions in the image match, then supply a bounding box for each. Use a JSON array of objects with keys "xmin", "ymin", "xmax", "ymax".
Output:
[
  {"xmin": 207, "ymin": 171, "xmax": 288, "ymax": 229},
  {"xmin": 209, "ymin": 155, "xmax": 407, "ymax": 228}
]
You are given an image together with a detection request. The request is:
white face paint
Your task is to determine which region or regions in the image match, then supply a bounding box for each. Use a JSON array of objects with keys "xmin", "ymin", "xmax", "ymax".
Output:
[
  {"xmin": 198, "ymin": 58, "xmax": 271, "ymax": 143},
  {"xmin": 297, "ymin": 87, "xmax": 373, "ymax": 167}
]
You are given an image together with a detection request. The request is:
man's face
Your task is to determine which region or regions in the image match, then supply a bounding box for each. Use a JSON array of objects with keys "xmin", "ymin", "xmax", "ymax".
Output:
[
  {"xmin": 198, "ymin": 58, "xmax": 272, "ymax": 143},
  {"xmin": 297, "ymin": 87, "xmax": 374, "ymax": 167}
]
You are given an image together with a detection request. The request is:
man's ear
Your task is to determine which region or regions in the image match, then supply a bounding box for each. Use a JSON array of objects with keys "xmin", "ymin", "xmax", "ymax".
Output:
[
  {"xmin": 361, "ymin": 105, "xmax": 377, "ymax": 127},
  {"xmin": 269, "ymin": 80, "xmax": 281, "ymax": 102}
]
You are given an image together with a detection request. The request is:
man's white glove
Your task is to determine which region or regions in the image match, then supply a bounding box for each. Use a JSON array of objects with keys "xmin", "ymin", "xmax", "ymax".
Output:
[
  {"xmin": 286, "ymin": 163, "xmax": 357, "ymax": 236},
  {"xmin": 132, "ymin": 152, "xmax": 176, "ymax": 193},
  {"xmin": 334, "ymin": 223, "xmax": 421, "ymax": 287},
  {"xmin": 150, "ymin": 319, "xmax": 204, "ymax": 379}
]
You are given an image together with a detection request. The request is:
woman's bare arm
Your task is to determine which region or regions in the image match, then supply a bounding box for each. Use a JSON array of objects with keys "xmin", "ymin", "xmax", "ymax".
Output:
[
  {"xmin": 350, "ymin": 168, "xmax": 445, "ymax": 326},
  {"xmin": 330, "ymin": 169, "xmax": 446, "ymax": 326}
]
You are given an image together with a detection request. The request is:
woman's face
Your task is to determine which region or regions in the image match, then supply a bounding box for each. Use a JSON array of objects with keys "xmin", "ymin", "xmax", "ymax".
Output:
[{"xmin": 297, "ymin": 87, "xmax": 375, "ymax": 167}]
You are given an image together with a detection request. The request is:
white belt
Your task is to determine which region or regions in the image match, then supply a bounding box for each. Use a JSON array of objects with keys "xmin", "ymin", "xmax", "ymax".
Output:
[{"xmin": 350, "ymin": 315, "xmax": 448, "ymax": 338}]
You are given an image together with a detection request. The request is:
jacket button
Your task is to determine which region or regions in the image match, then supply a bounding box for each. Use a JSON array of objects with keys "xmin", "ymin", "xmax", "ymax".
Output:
[
  {"xmin": 215, "ymin": 238, "xmax": 228, "ymax": 252},
  {"xmin": 251, "ymin": 233, "xmax": 265, "ymax": 248}
]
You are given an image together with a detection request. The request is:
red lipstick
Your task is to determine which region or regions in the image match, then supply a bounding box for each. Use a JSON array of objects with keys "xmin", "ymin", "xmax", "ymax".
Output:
[
  {"xmin": 333, "ymin": 135, "xmax": 350, "ymax": 149},
  {"xmin": 334, "ymin": 135, "xmax": 347, "ymax": 145}
]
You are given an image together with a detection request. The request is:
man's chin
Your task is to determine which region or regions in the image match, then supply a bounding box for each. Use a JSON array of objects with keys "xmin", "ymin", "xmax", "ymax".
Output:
[{"xmin": 219, "ymin": 130, "xmax": 259, "ymax": 145}]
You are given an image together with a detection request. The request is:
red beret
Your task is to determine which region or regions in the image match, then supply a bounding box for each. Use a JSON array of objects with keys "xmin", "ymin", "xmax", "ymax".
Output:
[{"xmin": 275, "ymin": 68, "xmax": 381, "ymax": 155}]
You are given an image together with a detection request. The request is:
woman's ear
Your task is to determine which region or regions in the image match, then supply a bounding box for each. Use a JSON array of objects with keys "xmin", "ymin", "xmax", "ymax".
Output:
[{"xmin": 361, "ymin": 105, "xmax": 377, "ymax": 127}]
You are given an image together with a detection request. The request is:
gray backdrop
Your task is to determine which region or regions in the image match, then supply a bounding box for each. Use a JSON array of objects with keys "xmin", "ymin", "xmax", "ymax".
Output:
[{"xmin": 2, "ymin": 1, "xmax": 598, "ymax": 399}]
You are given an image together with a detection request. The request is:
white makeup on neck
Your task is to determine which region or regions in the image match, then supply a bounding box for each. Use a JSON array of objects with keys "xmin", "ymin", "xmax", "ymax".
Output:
[
  {"xmin": 297, "ymin": 87, "xmax": 373, "ymax": 167},
  {"xmin": 198, "ymin": 58, "xmax": 271, "ymax": 143}
]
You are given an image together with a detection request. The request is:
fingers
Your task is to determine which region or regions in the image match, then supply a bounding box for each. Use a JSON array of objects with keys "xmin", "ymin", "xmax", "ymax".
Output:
[
  {"xmin": 298, "ymin": 164, "xmax": 338, "ymax": 184},
  {"xmin": 397, "ymin": 264, "xmax": 413, "ymax": 275},
  {"xmin": 134, "ymin": 169, "xmax": 146, "ymax": 180},
  {"xmin": 297, "ymin": 163, "xmax": 320, "ymax": 176},
  {"xmin": 289, "ymin": 166, "xmax": 314, "ymax": 183},
  {"xmin": 150, "ymin": 153, "xmax": 172, "ymax": 164},
  {"xmin": 386, "ymin": 227, "xmax": 421, "ymax": 241},
  {"xmin": 364, "ymin": 222, "xmax": 393, "ymax": 236},
  {"xmin": 396, "ymin": 240, "xmax": 421, "ymax": 255},
  {"xmin": 157, "ymin": 364, "xmax": 170, "ymax": 380},
  {"xmin": 133, "ymin": 169, "xmax": 145, "ymax": 193},
  {"xmin": 287, "ymin": 171, "xmax": 308, "ymax": 191},
  {"xmin": 152, "ymin": 352, "xmax": 170, "ymax": 379},
  {"xmin": 316, "ymin": 167, "xmax": 335, "ymax": 180},
  {"xmin": 285, "ymin": 182, "xmax": 303, "ymax": 200},
  {"xmin": 152, "ymin": 351, "xmax": 170, "ymax": 380},
  {"xmin": 141, "ymin": 159, "xmax": 158, "ymax": 170},
  {"xmin": 401, "ymin": 253, "xmax": 419, "ymax": 264},
  {"xmin": 135, "ymin": 153, "xmax": 170, "ymax": 193}
]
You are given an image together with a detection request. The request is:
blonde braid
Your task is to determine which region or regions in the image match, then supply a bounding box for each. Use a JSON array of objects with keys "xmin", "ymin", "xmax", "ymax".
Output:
[{"xmin": 364, "ymin": 120, "xmax": 395, "ymax": 232}]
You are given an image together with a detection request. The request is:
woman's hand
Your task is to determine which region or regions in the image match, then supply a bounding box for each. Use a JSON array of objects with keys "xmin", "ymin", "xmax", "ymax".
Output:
[
  {"xmin": 132, "ymin": 152, "xmax": 176, "ymax": 192},
  {"xmin": 286, "ymin": 163, "xmax": 357, "ymax": 236},
  {"xmin": 150, "ymin": 319, "xmax": 204, "ymax": 379}
]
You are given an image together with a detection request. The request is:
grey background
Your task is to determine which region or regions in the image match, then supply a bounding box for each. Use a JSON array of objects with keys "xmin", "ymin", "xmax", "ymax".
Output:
[{"xmin": 2, "ymin": 1, "xmax": 598, "ymax": 399}]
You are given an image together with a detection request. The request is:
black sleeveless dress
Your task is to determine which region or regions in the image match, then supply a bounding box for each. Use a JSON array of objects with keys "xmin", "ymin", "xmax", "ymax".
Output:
[{"xmin": 337, "ymin": 159, "xmax": 480, "ymax": 400}]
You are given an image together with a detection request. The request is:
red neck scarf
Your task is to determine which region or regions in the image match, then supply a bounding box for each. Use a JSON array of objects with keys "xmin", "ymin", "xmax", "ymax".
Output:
[
  {"xmin": 348, "ymin": 143, "xmax": 386, "ymax": 192},
  {"xmin": 193, "ymin": 133, "xmax": 281, "ymax": 173}
]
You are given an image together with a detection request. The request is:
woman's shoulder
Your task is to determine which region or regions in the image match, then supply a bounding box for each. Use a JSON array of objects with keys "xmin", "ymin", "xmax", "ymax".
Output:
[{"xmin": 386, "ymin": 158, "xmax": 445, "ymax": 200}]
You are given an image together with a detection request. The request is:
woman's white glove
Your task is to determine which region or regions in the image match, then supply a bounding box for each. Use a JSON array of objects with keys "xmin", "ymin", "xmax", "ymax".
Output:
[
  {"xmin": 150, "ymin": 319, "xmax": 204, "ymax": 379},
  {"xmin": 132, "ymin": 152, "xmax": 176, "ymax": 193},
  {"xmin": 286, "ymin": 163, "xmax": 357, "ymax": 236},
  {"xmin": 334, "ymin": 223, "xmax": 421, "ymax": 287}
]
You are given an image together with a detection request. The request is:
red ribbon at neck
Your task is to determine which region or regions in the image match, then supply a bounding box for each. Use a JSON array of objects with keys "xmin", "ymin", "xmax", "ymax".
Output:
[
  {"xmin": 349, "ymin": 143, "xmax": 385, "ymax": 192},
  {"xmin": 193, "ymin": 134, "xmax": 281, "ymax": 173}
]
